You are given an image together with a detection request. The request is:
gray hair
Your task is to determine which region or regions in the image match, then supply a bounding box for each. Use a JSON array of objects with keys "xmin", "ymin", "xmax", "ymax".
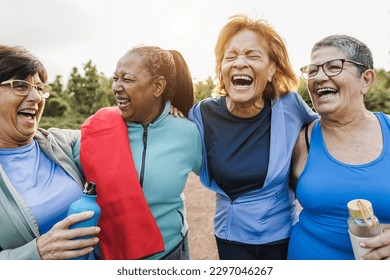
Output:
[{"xmin": 312, "ymin": 35, "xmax": 373, "ymax": 75}]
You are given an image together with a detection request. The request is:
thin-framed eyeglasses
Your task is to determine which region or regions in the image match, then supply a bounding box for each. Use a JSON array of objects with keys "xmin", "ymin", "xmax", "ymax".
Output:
[
  {"xmin": 0, "ymin": 79, "xmax": 51, "ymax": 99},
  {"xmin": 300, "ymin": 59, "xmax": 367, "ymax": 80}
]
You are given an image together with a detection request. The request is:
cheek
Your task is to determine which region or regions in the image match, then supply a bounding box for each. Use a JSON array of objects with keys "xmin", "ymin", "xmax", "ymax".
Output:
[
  {"xmin": 307, "ymin": 82, "xmax": 315, "ymax": 96},
  {"xmin": 221, "ymin": 63, "xmax": 231, "ymax": 79},
  {"xmin": 38, "ymin": 99, "xmax": 45, "ymax": 111}
]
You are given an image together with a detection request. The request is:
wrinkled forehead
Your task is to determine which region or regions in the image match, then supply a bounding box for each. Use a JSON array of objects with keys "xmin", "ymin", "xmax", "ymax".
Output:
[
  {"xmin": 311, "ymin": 46, "xmax": 346, "ymax": 64},
  {"xmin": 225, "ymin": 29, "xmax": 267, "ymax": 50},
  {"xmin": 116, "ymin": 52, "xmax": 148, "ymax": 74}
]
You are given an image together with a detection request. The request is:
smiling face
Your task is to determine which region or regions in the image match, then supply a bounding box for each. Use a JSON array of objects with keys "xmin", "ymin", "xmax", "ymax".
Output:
[
  {"xmin": 112, "ymin": 51, "xmax": 165, "ymax": 124},
  {"xmin": 307, "ymin": 46, "xmax": 366, "ymax": 118},
  {"xmin": 221, "ymin": 29, "xmax": 275, "ymax": 110},
  {"xmin": 0, "ymin": 73, "xmax": 45, "ymax": 148}
]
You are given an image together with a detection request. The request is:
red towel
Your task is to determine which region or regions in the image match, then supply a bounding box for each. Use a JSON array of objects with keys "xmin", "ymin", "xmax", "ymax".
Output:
[{"xmin": 80, "ymin": 107, "xmax": 164, "ymax": 259}]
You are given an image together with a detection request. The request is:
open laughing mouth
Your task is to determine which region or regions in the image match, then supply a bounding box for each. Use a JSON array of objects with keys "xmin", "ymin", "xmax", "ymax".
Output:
[
  {"xmin": 231, "ymin": 75, "xmax": 253, "ymax": 89},
  {"xmin": 317, "ymin": 87, "xmax": 338, "ymax": 99},
  {"xmin": 18, "ymin": 109, "xmax": 36, "ymax": 121},
  {"xmin": 116, "ymin": 96, "xmax": 130, "ymax": 107}
]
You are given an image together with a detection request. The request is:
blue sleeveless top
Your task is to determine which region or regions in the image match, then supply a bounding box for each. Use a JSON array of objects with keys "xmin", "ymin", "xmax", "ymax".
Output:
[{"xmin": 288, "ymin": 112, "xmax": 390, "ymax": 259}]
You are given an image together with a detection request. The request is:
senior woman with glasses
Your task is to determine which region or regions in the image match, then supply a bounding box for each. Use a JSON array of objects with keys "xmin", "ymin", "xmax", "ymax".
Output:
[
  {"xmin": 288, "ymin": 35, "xmax": 390, "ymax": 260},
  {"xmin": 0, "ymin": 45, "xmax": 100, "ymax": 260}
]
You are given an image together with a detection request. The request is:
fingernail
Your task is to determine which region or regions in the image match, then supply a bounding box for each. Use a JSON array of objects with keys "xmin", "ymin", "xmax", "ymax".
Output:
[
  {"xmin": 360, "ymin": 242, "xmax": 366, "ymax": 248},
  {"xmin": 96, "ymin": 227, "xmax": 101, "ymax": 233},
  {"xmin": 85, "ymin": 211, "xmax": 94, "ymax": 217}
]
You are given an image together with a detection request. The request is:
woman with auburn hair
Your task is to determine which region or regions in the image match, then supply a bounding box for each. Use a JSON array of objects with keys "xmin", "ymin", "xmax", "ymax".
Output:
[{"xmin": 189, "ymin": 14, "xmax": 317, "ymax": 260}]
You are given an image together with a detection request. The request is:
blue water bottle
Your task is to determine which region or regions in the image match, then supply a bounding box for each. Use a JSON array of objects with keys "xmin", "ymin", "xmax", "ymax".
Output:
[{"xmin": 67, "ymin": 181, "xmax": 101, "ymax": 260}]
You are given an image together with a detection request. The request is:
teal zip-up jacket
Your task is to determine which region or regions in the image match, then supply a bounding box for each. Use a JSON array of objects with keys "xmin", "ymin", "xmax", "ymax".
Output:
[
  {"xmin": 189, "ymin": 92, "xmax": 317, "ymax": 245},
  {"xmin": 0, "ymin": 128, "xmax": 83, "ymax": 259},
  {"xmin": 74, "ymin": 101, "xmax": 202, "ymax": 259}
]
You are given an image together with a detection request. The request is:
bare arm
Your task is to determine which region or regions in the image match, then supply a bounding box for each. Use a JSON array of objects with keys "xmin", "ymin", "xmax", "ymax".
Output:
[{"xmin": 290, "ymin": 124, "xmax": 312, "ymax": 190}]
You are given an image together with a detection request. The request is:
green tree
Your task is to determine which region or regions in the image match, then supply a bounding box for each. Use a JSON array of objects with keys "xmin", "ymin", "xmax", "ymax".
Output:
[
  {"xmin": 194, "ymin": 76, "xmax": 216, "ymax": 102},
  {"xmin": 365, "ymin": 69, "xmax": 390, "ymax": 114},
  {"xmin": 297, "ymin": 78, "xmax": 313, "ymax": 110},
  {"xmin": 67, "ymin": 60, "xmax": 116, "ymax": 115},
  {"xmin": 43, "ymin": 75, "xmax": 69, "ymax": 117}
]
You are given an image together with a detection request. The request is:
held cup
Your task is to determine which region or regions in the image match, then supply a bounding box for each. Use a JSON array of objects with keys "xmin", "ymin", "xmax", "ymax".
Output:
[{"xmin": 348, "ymin": 230, "xmax": 374, "ymax": 260}]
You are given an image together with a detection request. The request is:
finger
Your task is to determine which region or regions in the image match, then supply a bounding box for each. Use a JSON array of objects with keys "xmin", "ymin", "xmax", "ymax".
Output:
[
  {"xmin": 66, "ymin": 226, "xmax": 101, "ymax": 240},
  {"xmin": 60, "ymin": 246, "xmax": 95, "ymax": 260},
  {"xmin": 43, "ymin": 245, "xmax": 95, "ymax": 260},
  {"xmin": 381, "ymin": 223, "xmax": 390, "ymax": 230},
  {"xmin": 361, "ymin": 245, "xmax": 390, "ymax": 260},
  {"xmin": 54, "ymin": 211, "xmax": 95, "ymax": 229},
  {"xmin": 361, "ymin": 229, "xmax": 390, "ymax": 249},
  {"xmin": 64, "ymin": 237, "xmax": 100, "ymax": 250},
  {"xmin": 170, "ymin": 105, "xmax": 175, "ymax": 115},
  {"xmin": 38, "ymin": 233, "xmax": 99, "ymax": 260}
]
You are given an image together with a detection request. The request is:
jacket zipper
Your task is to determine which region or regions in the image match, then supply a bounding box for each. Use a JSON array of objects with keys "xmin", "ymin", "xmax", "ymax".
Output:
[{"xmin": 139, "ymin": 125, "xmax": 148, "ymax": 187}]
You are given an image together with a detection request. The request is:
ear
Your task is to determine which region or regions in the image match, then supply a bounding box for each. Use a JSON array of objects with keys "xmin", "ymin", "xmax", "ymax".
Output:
[
  {"xmin": 153, "ymin": 76, "xmax": 166, "ymax": 98},
  {"xmin": 360, "ymin": 69, "xmax": 375, "ymax": 95},
  {"xmin": 268, "ymin": 62, "xmax": 276, "ymax": 82}
]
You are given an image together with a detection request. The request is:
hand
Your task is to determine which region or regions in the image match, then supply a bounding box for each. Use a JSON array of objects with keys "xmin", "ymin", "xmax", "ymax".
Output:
[
  {"xmin": 360, "ymin": 224, "xmax": 390, "ymax": 260},
  {"xmin": 170, "ymin": 105, "xmax": 184, "ymax": 118},
  {"xmin": 36, "ymin": 211, "xmax": 100, "ymax": 260}
]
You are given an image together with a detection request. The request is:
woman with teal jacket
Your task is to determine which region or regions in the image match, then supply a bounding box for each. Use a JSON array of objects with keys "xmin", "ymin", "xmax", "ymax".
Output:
[{"xmin": 74, "ymin": 47, "xmax": 202, "ymax": 260}]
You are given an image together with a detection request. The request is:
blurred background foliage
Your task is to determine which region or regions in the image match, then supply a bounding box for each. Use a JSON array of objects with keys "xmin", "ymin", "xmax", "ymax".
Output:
[{"xmin": 41, "ymin": 61, "xmax": 390, "ymax": 130}]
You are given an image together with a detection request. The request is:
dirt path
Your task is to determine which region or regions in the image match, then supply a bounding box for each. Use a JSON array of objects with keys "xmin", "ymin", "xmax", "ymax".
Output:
[{"xmin": 184, "ymin": 172, "xmax": 218, "ymax": 260}]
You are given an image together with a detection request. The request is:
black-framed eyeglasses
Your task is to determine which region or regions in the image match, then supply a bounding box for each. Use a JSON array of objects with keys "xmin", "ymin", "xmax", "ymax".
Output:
[
  {"xmin": 300, "ymin": 59, "xmax": 367, "ymax": 80},
  {"xmin": 0, "ymin": 79, "xmax": 51, "ymax": 99}
]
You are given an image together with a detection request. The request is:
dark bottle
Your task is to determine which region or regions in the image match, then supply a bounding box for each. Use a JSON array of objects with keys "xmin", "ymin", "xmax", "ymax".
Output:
[{"xmin": 67, "ymin": 181, "xmax": 101, "ymax": 260}]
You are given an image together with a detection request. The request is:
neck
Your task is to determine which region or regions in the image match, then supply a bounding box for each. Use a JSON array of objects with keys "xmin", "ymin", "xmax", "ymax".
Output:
[
  {"xmin": 321, "ymin": 109, "xmax": 374, "ymax": 133},
  {"xmin": 0, "ymin": 138, "xmax": 33, "ymax": 149},
  {"xmin": 141, "ymin": 102, "xmax": 165, "ymax": 126},
  {"xmin": 225, "ymin": 96, "xmax": 264, "ymax": 118}
]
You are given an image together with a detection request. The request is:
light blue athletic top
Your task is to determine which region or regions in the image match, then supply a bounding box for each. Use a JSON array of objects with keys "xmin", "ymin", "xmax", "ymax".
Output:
[
  {"xmin": 0, "ymin": 140, "xmax": 82, "ymax": 234},
  {"xmin": 288, "ymin": 112, "xmax": 390, "ymax": 259}
]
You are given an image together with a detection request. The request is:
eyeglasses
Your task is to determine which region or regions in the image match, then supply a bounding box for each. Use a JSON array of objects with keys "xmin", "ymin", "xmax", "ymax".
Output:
[
  {"xmin": 300, "ymin": 59, "xmax": 367, "ymax": 80},
  {"xmin": 0, "ymin": 79, "xmax": 51, "ymax": 99}
]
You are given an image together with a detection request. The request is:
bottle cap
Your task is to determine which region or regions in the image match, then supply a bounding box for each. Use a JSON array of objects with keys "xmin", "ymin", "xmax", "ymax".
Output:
[
  {"xmin": 83, "ymin": 181, "xmax": 97, "ymax": 195},
  {"xmin": 347, "ymin": 199, "xmax": 373, "ymax": 219}
]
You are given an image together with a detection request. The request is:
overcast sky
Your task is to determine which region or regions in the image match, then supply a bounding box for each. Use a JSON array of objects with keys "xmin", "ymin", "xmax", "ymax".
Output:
[{"xmin": 1, "ymin": 0, "xmax": 389, "ymax": 83}]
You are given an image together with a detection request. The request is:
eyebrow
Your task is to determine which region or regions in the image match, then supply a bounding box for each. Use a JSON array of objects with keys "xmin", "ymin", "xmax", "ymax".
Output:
[{"xmin": 225, "ymin": 49, "xmax": 262, "ymax": 53}]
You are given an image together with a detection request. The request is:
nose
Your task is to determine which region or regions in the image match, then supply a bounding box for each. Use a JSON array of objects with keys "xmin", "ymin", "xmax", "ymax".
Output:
[
  {"xmin": 233, "ymin": 54, "xmax": 249, "ymax": 69},
  {"xmin": 112, "ymin": 79, "xmax": 124, "ymax": 93},
  {"xmin": 26, "ymin": 87, "xmax": 44, "ymax": 102},
  {"xmin": 313, "ymin": 66, "xmax": 329, "ymax": 81}
]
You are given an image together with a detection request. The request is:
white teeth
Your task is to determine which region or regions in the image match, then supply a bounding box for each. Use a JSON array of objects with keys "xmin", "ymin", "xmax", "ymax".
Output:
[
  {"xmin": 234, "ymin": 85, "xmax": 251, "ymax": 89},
  {"xmin": 319, "ymin": 94, "xmax": 334, "ymax": 100},
  {"xmin": 116, "ymin": 99, "xmax": 130, "ymax": 106},
  {"xmin": 19, "ymin": 109, "xmax": 36, "ymax": 115},
  {"xmin": 233, "ymin": 75, "xmax": 252, "ymax": 81},
  {"xmin": 317, "ymin": 88, "xmax": 337, "ymax": 94}
]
